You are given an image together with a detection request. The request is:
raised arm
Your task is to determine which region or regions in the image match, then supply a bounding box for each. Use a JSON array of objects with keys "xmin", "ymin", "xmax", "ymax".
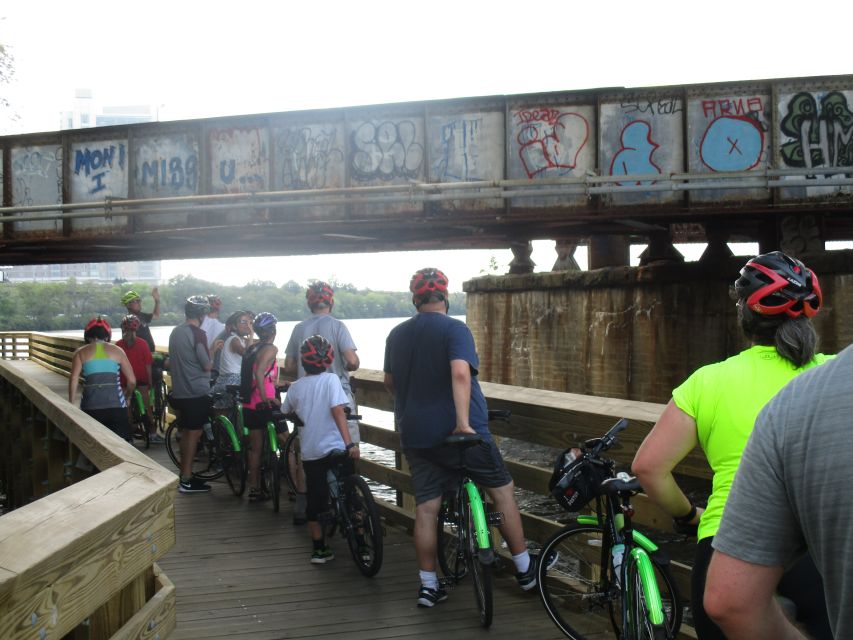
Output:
[{"xmin": 150, "ymin": 287, "xmax": 161, "ymax": 320}]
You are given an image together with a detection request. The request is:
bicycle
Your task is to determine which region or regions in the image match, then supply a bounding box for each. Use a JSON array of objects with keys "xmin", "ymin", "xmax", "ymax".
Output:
[
  {"xmin": 129, "ymin": 389, "xmax": 150, "ymax": 449},
  {"xmin": 435, "ymin": 409, "xmax": 508, "ymax": 628},
  {"xmin": 321, "ymin": 447, "xmax": 383, "ymax": 577},
  {"xmin": 164, "ymin": 392, "xmax": 245, "ymax": 492},
  {"xmin": 537, "ymin": 418, "xmax": 683, "ymax": 640},
  {"xmin": 150, "ymin": 353, "xmax": 168, "ymax": 434}
]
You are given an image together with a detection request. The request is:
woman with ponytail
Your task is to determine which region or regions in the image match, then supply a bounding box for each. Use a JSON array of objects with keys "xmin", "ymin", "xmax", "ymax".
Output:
[{"xmin": 632, "ymin": 251, "xmax": 832, "ymax": 639}]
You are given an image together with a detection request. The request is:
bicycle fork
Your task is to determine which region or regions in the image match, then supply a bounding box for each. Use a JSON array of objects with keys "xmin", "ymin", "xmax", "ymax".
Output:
[{"xmin": 463, "ymin": 481, "xmax": 503, "ymax": 563}]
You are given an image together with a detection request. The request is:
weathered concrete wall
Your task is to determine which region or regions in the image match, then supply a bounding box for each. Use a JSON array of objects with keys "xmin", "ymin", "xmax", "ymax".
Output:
[{"xmin": 466, "ymin": 251, "xmax": 853, "ymax": 404}]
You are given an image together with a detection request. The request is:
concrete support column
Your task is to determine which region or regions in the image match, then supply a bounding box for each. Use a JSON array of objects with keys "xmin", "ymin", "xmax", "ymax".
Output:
[
  {"xmin": 508, "ymin": 241, "xmax": 535, "ymax": 274},
  {"xmin": 699, "ymin": 223, "xmax": 734, "ymax": 265},
  {"xmin": 552, "ymin": 239, "xmax": 581, "ymax": 271},
  {"xmin": 588, "ymin": 235, "xmax": 630, "ymax": 270},
  {"xmin": 638, "ymin": 230, "xmax": 684, "ymax": 266}
]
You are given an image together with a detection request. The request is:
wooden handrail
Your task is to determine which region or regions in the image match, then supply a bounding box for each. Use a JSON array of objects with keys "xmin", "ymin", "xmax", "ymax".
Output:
[{"xmin": 0, "ymin": 337, "xmax": 177, "ymax": 640}]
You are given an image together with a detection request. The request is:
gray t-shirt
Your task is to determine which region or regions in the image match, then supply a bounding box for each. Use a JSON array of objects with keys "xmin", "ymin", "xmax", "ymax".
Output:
[
  {"xmin": 714, "ymin": 345, "xmax": 853, "ymax": 638},
  {"xmin": 168, "ymin": 323, "xmax": 211, "ymax": 398},
  {"xmin": 285, "ymin": 314, "xmax": 357, "ymax": 395}
]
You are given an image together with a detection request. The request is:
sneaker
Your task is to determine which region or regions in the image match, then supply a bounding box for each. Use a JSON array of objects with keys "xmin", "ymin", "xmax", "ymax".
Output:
[
  {"xmin": 149, "ymin": 433, "xmax": 165, "ymax": 444},
  {"xmin": 178, "ymin": 478, "xmax": 211, "ymax": 493},
  {"xmin": 417, "ymin": 585, "xmax": 448, "ymax": 608},
  {"xmin": 248, "ymin": 488, "xmax": 266, "ymax": 503},
  {"xmin": 310, "ymin": 547, "xmax": 334, "ymax": 564},
  {"xmin": 516, "ymin": 554, "xmax": 539, "ymax": 591}
]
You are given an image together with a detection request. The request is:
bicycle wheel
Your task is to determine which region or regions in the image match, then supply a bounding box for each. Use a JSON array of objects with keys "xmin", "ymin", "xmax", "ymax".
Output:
[
  {"xmin": 538, "ymin": 523, "xmax": 681, "ymax": 640},
  {"xmin": 217, "ymin": 417, "xmax": 246, "ymax": 497},
  {"xmin": 153, "ymin": 380, "xmax": 168, "ymax": 434},
  {"xmin": 436, "ymin": 491, "xmax": 467, "ymax": 582},
  {"xmin": 623, "ymin": 552, "xmax": 669, "ymax": 640},
  {"xmin": 282, "ymin": 430, "xmax": 299, "ymax": 498},
  {"xmin": 130, "ymin": 399, "xmax": 149, "ymax": 449},
  {"xmin": 462, "ymin": 489, "xmax": 493, "ymax": 628},
  {"xmin": 261, "ymin": 428, "xmax": 281, "ymax": 512},
  {"xmin": 164, "ymin": 421, "xmax": 226, "ymax": 481},
  {"xmin": 342, "ymin": 475, "xmax": 383, "ymax": 577}
]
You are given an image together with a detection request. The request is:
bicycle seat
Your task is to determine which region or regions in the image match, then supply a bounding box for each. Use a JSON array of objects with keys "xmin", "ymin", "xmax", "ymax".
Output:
[
  {"xmin": 444, "ymin": 433, "xmax": 483, "ymax": 448},
  {"xmin": 599, "ymin": 474, "xmax": 642, "ymax": 495}
]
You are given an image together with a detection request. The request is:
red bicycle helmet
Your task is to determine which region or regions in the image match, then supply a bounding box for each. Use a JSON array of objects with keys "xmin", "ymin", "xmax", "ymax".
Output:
[
  {"xmin": 734, "ymin": 251, "xmax": 822, "ymax": 319},
  {"xmin": 300, "ymin": 334, "xmax": 335, "ymax": 369},
  {"xmin": 306, "ymin": 282, "xmax": 334, "ymax": 309},
  {"xmin": 84, "ymin": 316, "xmax": 112, "ymax": 341},
  {"xmin": 410, "ymin": 268, "xmax": 449, "ymax": 303},
  {"xmin": 120, "ymin": 314, "xmax": 141, "ymax": 332}
]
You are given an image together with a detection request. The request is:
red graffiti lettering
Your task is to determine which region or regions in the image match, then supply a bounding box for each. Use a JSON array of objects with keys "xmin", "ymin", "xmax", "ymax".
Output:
[
  {"xmin": 701, "ymin": 97, "xmax": 765, "ymax": 119},
  {"xmin": 514, "ymin": 108, "xmax": 563, "ymax": 126}
]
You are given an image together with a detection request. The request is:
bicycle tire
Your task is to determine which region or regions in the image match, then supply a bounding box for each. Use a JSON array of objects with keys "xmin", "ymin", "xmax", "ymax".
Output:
[
  {"xmin": 130, "ymin": 394, "xmax": 149, "ymax": 449},
  {"xmin": 153, "ymin": 380, "xmax": 168, "ymax": 434},
  {"xmin": 537, "ymin": 523, "xmax": 681, "ymax": 640},
  {"xmin": 462, "ymin": 488, "xmax": 493, "ymax": 628},
  {"xmin": 624, "ymin": 552, "xmax": 670, "ymax": 640},
  {"xmin": 436, "ymin": 491, "xmax": 467, "ymax": 582},
  {"xmin": 269, "ymin": 445, "xmax": 281, "ymax": 512},
  {"xmin": 217, "ymin": 417, "xmax": 246, "ymax": 497},
  {"xmin": 282, "ymin": 430, "xmax": 299, "ymax": 498},
  {"xmin": 164, "ymin": 421, "xmax": 226, "ymax": 481},
  {"xmin": 342, "ymin": 475, "xmax": 383, "ymax": 577}
]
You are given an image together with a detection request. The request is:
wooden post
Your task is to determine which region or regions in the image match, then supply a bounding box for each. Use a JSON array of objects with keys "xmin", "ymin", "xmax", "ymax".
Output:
[{"xmin": 88, "ymin": 572, "xmax": 149, "ymax": 639}]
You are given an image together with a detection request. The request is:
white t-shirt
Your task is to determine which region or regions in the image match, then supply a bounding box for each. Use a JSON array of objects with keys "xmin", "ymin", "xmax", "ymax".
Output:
[
  {"xmin": 200, "ymin": 316, "xmax": 226, "ymax": 349},
  {"xmin": 219, "ymin": 334, "xmax": 246, "ymax": 375},
  {"xmin": 282, "ymin": 372, "xmax": 349, "ymax": 461}
]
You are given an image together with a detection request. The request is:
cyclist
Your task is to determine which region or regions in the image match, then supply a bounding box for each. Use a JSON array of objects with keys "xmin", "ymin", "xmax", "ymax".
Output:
[
  {"xmin": 201, "ymin": 294, "xmax": 225, "ymax": 350},
  {"xmin": 384, "ymin": 267, "xmax": 540, "ymax": 608},
  {"xmin": 116, "ymin": 314, "xmax": 161, "ymax": 443},
  {"xmin": 281, "ymin": 335, "xmax": 359, "ymax": 564},
  {"xmin": 210, "ymin": 310, "xmax": 254, "ymax": 408},
  {"xmin": 168, "ymin": 295, "xmax": 214, "ymax": 494},
  {"xmin": 242, "ymin": 312, "xmax": 281, "ymax": 503},
  {"xmin": 632, "ymin": 251, "xmax": 832, "ymax": 639},
  {"xmin": 121, "ymin": 288, "xmax": 160, "ymax": 353},
  {"xmin": 284, "ymin": 281, "xmax": 359, "ymax": 524},
  {"xmin": 69, "ymin": 316, "xmax": 136, "ymax": 442}
]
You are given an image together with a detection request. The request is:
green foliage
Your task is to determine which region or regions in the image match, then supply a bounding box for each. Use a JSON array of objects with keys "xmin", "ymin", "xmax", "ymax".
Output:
[{"xmin": 0, "ymin": 276, "xmax": 467, "ymax": 331}]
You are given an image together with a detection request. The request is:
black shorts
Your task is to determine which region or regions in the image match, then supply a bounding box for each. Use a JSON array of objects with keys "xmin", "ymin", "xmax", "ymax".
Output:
[
  {"xmin": 243, "ymin": 407, "xmax": 288, "ymax": 433},
  {"xmin": 84, "ymin": 407, "xmax": 131, "ymax": 441},
  {"xmin": 303, "ymin": 454, "xmax": 355, "ymax": 520},
  {"xmin": 404, "ymin": 439, "xmax": 513, "ymax": 505},
  {"xmin": 169, "ymin": 395, "xmax": 211, "ymax": 430}
]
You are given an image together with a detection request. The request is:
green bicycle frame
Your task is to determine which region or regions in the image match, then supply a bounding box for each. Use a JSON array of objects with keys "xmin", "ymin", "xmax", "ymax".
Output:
[
  {"xmin": 576, "ymin": 515, "xmax": 659, "ymax": 553},
  {"xmin": 464, "ymin": 480, "xmax": 491, "ymax": 550},
  {"xmin": 630, "ymin": 547, "xmax": 666, "ymax": 626},
  {"xmin": 266, "ymin": 421, "xmax": 279, "ymax": 453},
  {"xmin": 132, "ymin": 389, "xmax": 146, "ymax": 415},
  {"xmin": 214, "ymin": 415, "xmax": 242, "ymax": 452}
]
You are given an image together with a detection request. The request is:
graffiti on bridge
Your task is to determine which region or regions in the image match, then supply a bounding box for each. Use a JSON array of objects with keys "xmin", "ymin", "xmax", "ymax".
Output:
[
  {"xmin": 433, "ymin": 118, "xmax": 485, "ymax": 182},
  {"xmin": 619, "ymin": 97, "xmax": 682, "ymax": 116},
  {"xmin": 137, "ymin": 155, "xmax": 199, "ymax": 191},
  {"xmin": 513, "ymin": 108, "xmax": 589, "ymax": 178},
  {"xmin": 700, "ymin": 116, "xmax": 764, "ymax": 172},
  {"xmin": 609, "ymin": 121, "xmax": 661, "ymax": 186},
  {"xmin": 74, "ymin": 143, "xmax": 126, "ymax": 195},
  {"xmin": 276, "ymin": 127, "xmax": 343, "ymax": 190},
  {"xmin": 11, "ymin": 146, "xmax": 63, "ymax": 206},
  {"xmin": 781, "ymin": 91, "xmax": 853, "ymax": 169},
  {"xmin": 350, "ymin": 120, "xmax": 423, "ymax": 181},
  {"xmin": 210, "ymin": 127, "xmax": 269, "ymax": 193}
]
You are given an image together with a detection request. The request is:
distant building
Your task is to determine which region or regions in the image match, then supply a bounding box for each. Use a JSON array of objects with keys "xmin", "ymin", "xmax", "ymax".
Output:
[
  {"xmin": 5, "ymin": 261, "xmax": 161, "ymax": 284},
  {"xmin": 60, "ymin": 89, "xmax": 156, "ymax": 131}
]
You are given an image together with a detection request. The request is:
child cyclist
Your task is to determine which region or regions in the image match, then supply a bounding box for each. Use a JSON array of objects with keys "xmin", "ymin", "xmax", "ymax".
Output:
[
  {"xmin": 281, "ymin": 335, "xmax": 359, "ymax": 564},
  {"xmin": 116, "ymin": 314, "xmax": 161, "ymax": 443}
]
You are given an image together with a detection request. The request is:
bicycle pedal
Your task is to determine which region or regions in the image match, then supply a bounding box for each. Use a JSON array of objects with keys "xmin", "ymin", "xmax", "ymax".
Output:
[{"xmin": 487, "ymin": 511, "xmax": 504, "ymax": 526}]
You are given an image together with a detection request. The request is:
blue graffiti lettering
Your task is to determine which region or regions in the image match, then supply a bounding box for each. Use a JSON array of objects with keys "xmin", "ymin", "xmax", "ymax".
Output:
[
  {"xmin": 220, "ymin": 159, "xmax": 236, "ymax": 184},
  {"xmin": 91, "ymin": 171, "xmax": 108, "ymax": 194},
  {"xmin": 137, "ymin": 154, "xmax": 198, "ymax": 192}
]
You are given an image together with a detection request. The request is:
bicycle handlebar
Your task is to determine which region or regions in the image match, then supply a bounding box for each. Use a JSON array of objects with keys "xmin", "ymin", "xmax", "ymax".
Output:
[{"xmin": 589, "ymin": 418, "xmax": 629, "ymax": 457}]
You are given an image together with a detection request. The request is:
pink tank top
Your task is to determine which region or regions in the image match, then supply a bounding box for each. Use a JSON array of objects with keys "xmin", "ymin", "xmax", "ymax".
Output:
[{"xmin": 245, "ymin": 353, "xmax": 278, "ymax": 410}]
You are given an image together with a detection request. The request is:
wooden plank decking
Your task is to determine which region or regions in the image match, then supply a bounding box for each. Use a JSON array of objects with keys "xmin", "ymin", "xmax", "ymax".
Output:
[{"xmin": 17, "ymin": 360, "xmax": 568, "ymax": 640}]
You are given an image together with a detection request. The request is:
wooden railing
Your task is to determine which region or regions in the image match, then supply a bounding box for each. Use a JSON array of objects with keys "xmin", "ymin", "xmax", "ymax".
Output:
[
  {"xmin": 2, "ymin": 331, "xmax": 709, "ymax": 638},
  {"xmin": 0, "ymin": 333, "xmax": 177, "ymax": 639}
]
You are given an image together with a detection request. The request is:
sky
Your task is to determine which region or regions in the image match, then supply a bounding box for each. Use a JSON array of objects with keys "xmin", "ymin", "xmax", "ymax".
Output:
[{"xmin": 1, "ymin": 0, "xmax": 849, "ymax": 290}]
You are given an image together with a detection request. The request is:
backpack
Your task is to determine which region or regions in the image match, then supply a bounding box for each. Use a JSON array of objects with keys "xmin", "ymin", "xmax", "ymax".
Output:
[{"xmin": 240, "ymin": 342, "xmax": 272, "ymax": 401}]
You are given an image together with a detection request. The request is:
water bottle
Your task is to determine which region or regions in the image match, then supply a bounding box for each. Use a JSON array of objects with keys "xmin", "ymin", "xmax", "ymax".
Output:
[
  {"xmin": 326, "ymin": 469, "xmax": 339, "ymax": 498},
  {"xmin": 611, "ymin": 543, "xmax": 625, "ymax": 587},
  {"xmin": 202, "ymin": 422, "xmax": 214, "ymax": 441}
]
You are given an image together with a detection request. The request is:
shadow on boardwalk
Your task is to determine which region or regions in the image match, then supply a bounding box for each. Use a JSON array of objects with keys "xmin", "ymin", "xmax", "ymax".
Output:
[{"xmin": 147, "ymin": 446, "xmax": 567, "ymax": 640}]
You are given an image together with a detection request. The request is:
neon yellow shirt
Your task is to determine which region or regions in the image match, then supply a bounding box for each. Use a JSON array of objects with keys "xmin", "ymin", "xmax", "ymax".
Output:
[{"xmin": 672, "ymin": 345, "xmax": 832, "ymax": 540}]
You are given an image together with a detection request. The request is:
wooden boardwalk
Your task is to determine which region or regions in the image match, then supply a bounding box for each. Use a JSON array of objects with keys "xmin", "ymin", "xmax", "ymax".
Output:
[
  {"xmin": 23, "ymin": 360, "xmax": 566, "ymax": 640},
  {"xmin": 154, "ymin": 446, "xmax": 566, "ymax": 640}
]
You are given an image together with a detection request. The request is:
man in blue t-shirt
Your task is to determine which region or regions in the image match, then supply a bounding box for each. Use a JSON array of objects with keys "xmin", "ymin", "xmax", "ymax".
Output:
[{"xmin": 384, "ymin": 268, "xmax": 540, "ymax": 609}]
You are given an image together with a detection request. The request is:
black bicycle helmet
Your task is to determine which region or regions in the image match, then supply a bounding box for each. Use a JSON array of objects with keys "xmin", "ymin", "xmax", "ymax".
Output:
[
  {"xmin": 733, "ymin": 251, "xmax": 822, "ymax": 319},
  {"xmin": 300, "ymin": 334, "xmax": 335, "ymax": 369},
  {"xmin": 185, "ymin": 295, "xmax": 211, "ymax": 320}
]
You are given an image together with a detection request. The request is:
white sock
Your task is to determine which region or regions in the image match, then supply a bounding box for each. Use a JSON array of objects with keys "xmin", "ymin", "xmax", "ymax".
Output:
[
  {"xmin": 419, "ymin": 570, "xmax": 439, "ymax": 590},
  {"xmin": 512, "ymin": 550, "xmax": 531, "ymax": 574}
]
